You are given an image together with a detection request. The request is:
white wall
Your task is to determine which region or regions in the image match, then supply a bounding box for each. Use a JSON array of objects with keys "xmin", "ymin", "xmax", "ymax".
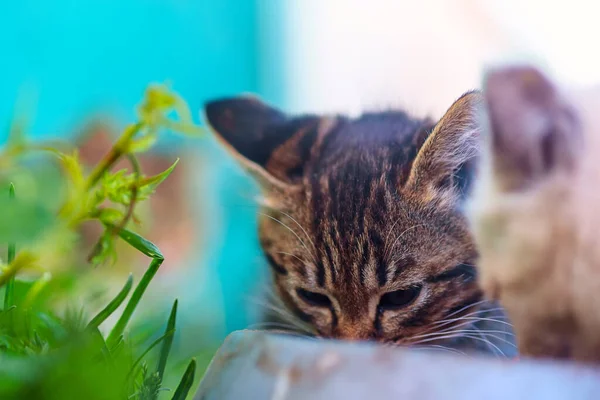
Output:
[{"xmin": 282, "ymin": 0, "xmax": 600, "ymax": 119}]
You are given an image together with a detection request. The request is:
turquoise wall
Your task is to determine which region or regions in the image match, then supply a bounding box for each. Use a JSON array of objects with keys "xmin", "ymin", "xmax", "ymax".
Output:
[
  {"xmin": 0, "ymin": 0, "xmax": 284, "ymax": 337},
  {"xmin": 0, "ymin": 0, "xmax": 261, "ymax": 139}
]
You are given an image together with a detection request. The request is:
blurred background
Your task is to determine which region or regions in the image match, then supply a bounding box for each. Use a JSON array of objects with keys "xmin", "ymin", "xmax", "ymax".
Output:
[{"xmin": 2, "ymin": 0, "xmax": 600, "ymax": 375}]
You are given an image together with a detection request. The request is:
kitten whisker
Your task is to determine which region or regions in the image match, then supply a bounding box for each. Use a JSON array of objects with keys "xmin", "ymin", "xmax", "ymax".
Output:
[
  {"xmin": 275, "ymin": 251, "xmax": 311, "ymax": 266},
  {"xmin": 412, "ymin": 326, "xmax": 516, "ymax": 352},
  {"xmin": 258, "ymin": 212, "xmax": 318, "ymax": 264},
  {"xmin": 442, "ymin": 306, "xmax": 508, "ymax": 322},
  {"xmin": 414, "ymin": 344, "xmax": 467, "ymax": 357},
  {"xmin": 472, "ymin": 327, "xmax": 518, "ymax": 349},
  {"xmin": 411, "ymin": 334, "xmax": 507, "ymax": 357},
  {"xmin": 273, "ymin": 330, "xmax": 317, "ymax": 339},
  {"xmin": 248, "ymin": 295, "xmax": 315, "ymax": 336},
  {"xmin": 434, "ymin": 316, "xmax": 514, "ymax": 329},
  {"xmin": 430, "ymin": 316, "xmax": 513, "ymax": 339},
  {"xmin": 411, "ymin": 323, "xmax": 515, "ymax": 341},
  {"xmin": 276, "ymin": 210, "xmax": 317, "ymax": 255},
  {"xmin": 473, "ymin": 326, "xmax": 499, "ymax": 356},
  {"xmin": 416, "ymin": 319, "xmax": 480, "ymax": 339},
  {"xmin": 468, "ymin": 328, "xmax": 517, "ymax": 356},
  {"xmin": 247, "ymin": 321, "xmax": 302, "ymax": 331},
  {"xmin": 257, "ymin": 204, "xmax": 318, "ymax": 262},
  {"xmin": 439, "ymin": 299, "xmax": 490, "ymax": 320},
  {"xmin": 416, "ymin": 306, "xmax": 509, "ymax": 336},
  {"xmin": 387, "ymin": 224, "xmax": 427, "ymax": 260},
  {"xmin": 426, "ymin": 310, "xmax": 512, "ymax": 331},
  {"xmin": 383, "ymin": 217, "xmax": 403, "ymax": 257}
]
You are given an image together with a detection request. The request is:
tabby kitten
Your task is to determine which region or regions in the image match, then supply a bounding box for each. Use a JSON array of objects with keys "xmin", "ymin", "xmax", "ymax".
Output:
[
  {"xmin": 204, "ymin": 92, "xmax": 511, "ymax": 351},
  {"xmin": 470, "ymin": 66, "xmax": 600, "ymax": 362}
]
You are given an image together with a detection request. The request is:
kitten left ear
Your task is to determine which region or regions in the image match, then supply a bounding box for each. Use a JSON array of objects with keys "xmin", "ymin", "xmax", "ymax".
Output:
[
  {"xmin": 203, "ymin": 96, "xmax": 324, "ymax": 190},
  {"xmin": 406, "ymin": 91, "xmax": 483, "ymax": 202}
]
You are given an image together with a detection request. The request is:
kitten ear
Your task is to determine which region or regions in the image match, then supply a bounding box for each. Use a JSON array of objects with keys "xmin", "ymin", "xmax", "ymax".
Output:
[
  {"xmin": 204, "ymin": 96, "xmax": 322, "ymax": 189},
  {"xmin": 483, "ymin": 66, "xmax": 582, "ymax": 191},
  {"xmin": 406, "ymin": 91, "xmax": 483, "ymax": 203}
]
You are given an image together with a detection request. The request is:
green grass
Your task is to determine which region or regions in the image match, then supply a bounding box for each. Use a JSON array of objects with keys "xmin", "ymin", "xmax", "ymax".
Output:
[{"xmin": 0, "ymin": 84, "xmax": 206, "ymax": 399}]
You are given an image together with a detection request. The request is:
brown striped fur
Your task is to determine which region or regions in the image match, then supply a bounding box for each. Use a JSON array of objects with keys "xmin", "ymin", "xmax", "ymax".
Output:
[{"xmin": 205, "ymin": 92, "xmax": 490, "ymax": 345}]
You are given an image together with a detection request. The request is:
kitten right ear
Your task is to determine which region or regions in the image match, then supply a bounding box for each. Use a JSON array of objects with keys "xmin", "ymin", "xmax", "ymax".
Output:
[
  {"xmin": 483, "ymin": 66, "xmax": 583, "ymax": 191},
  {"xmin": 204, "ymin": 96, "xmax": 323, "ymax": 190}
]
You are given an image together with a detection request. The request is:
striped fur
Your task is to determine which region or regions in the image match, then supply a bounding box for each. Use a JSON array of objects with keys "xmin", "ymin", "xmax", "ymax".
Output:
[{"xmin": 205, "ymin": 92, "xmax": 490, "ymax": 344}]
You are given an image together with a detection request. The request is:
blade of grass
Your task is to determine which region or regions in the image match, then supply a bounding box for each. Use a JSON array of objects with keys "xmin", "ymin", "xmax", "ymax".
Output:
[
  {"xmin": 127, "ymin": 329, "xmax": 175, "ymax": 383},
  {"xmin": 111, "ymin": 225, "xmax": 163, "ymax": 260},
  {"xmin": 4, "ymin": 183, "xmax": 16, "ymax": 308},
  {"xmin": 107, "ymin": 257, "xmax": 162, "ymax": 347},
  {"xmin": 157, "ymin": 299, "xmax": 177, "ymax": 381},
  {"xmin": 109, "ymin": 335, "xmax": 125, "ymax": 358},
  {"xmin": 171, "ymin": 358, "xmax": 196, "ymax": 400},
  {"xmin": 86, "ymin": 274, "xmax": 133, "ymax": 330},
  {"xmin": 88, "ymin": 326, "xmax": 112, "ymax": 365}
]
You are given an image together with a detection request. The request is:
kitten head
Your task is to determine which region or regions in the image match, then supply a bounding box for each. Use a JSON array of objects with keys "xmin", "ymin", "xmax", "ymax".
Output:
[
  {"xmin": 205, "ymin": 93, "xmax": 486, "ymax": 344},
  {"xmin": 469, "ymin": 66, "xmax": 600, "ymax": 360}
]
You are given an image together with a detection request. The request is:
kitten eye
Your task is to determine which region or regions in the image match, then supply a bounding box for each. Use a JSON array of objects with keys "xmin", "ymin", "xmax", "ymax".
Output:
[
  {"xmin": 296, "ymin": 288, "xmax": 331, "ymax": 307},
  {"xmin": 379, "ymin": 286, "xmax": 422, "ymax": 310}
]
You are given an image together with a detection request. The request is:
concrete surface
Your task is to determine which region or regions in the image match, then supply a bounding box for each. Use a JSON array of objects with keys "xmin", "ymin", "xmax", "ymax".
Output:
[{"xmin": 194, "ymin": 330, "xmax": 600, "ymax": 400}]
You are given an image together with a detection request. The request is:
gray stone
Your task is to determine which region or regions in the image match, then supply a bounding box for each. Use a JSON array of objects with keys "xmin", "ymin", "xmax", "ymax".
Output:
[{"xmin": 195, "ymin": 330, "xmax": 600, "ymax": 400}]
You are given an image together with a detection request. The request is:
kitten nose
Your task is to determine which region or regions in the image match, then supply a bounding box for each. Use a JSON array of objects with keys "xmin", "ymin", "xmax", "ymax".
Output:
[{"xmin": 335, "ymin": 324, "xmax": 373, "ymax": 341}]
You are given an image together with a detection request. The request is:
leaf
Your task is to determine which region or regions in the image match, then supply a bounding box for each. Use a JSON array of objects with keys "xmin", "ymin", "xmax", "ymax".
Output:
[
  {"xmin": 162, "ymin": 120, "xmax": 204, "ymax": 138},
  {"xmin": 110, "ymin": 226, "xmax": 163, "ymax": 260},
  {"xmin": 89, "ymin": 230, "xmax": 117, "ymax": 266},
  {"xmin": 101, "ymin": 169, "xmax": 135, "ymax": 206},
  {"xmin": 96, "ymin": 208, "xmax": 125, "ymax": 225},
  {"xmin": 172, "ymin": 91, "xmax": 192, "ymax": 122},
  {"xmin": 0, "ymin": 251, "xmax": 38, "ymax": 288},
  {"xmin": 107, "ymin": 257, "xmax": 162, "ymax": 347},
  {"xmin": 171, "ymin": 358, "xmax": 196, "ymax": 400},
  {"xmin": 138, "ymin": 85, "xmax": 178, "ymax": 124},
  {"xmin": 136, "ymin": 158, "xmax": 179, "ymax": 200},
  {"xmin": 86, "ymin": 274, "xmax": 133, "ymax": 330},
  {"xmin": 58, "ymin": 151, "xmax": 85, "ymax": 191},
  {"xmin": 136, "ymin": 84, "xmax": 203, "ymax": 138},
  {"xmin": 127, "ymin": 133, "xmax": 158, "ymax": 154},
  {"xmin": 157, "ymin": 300, "xmax": 177, "ymax": 380}
]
